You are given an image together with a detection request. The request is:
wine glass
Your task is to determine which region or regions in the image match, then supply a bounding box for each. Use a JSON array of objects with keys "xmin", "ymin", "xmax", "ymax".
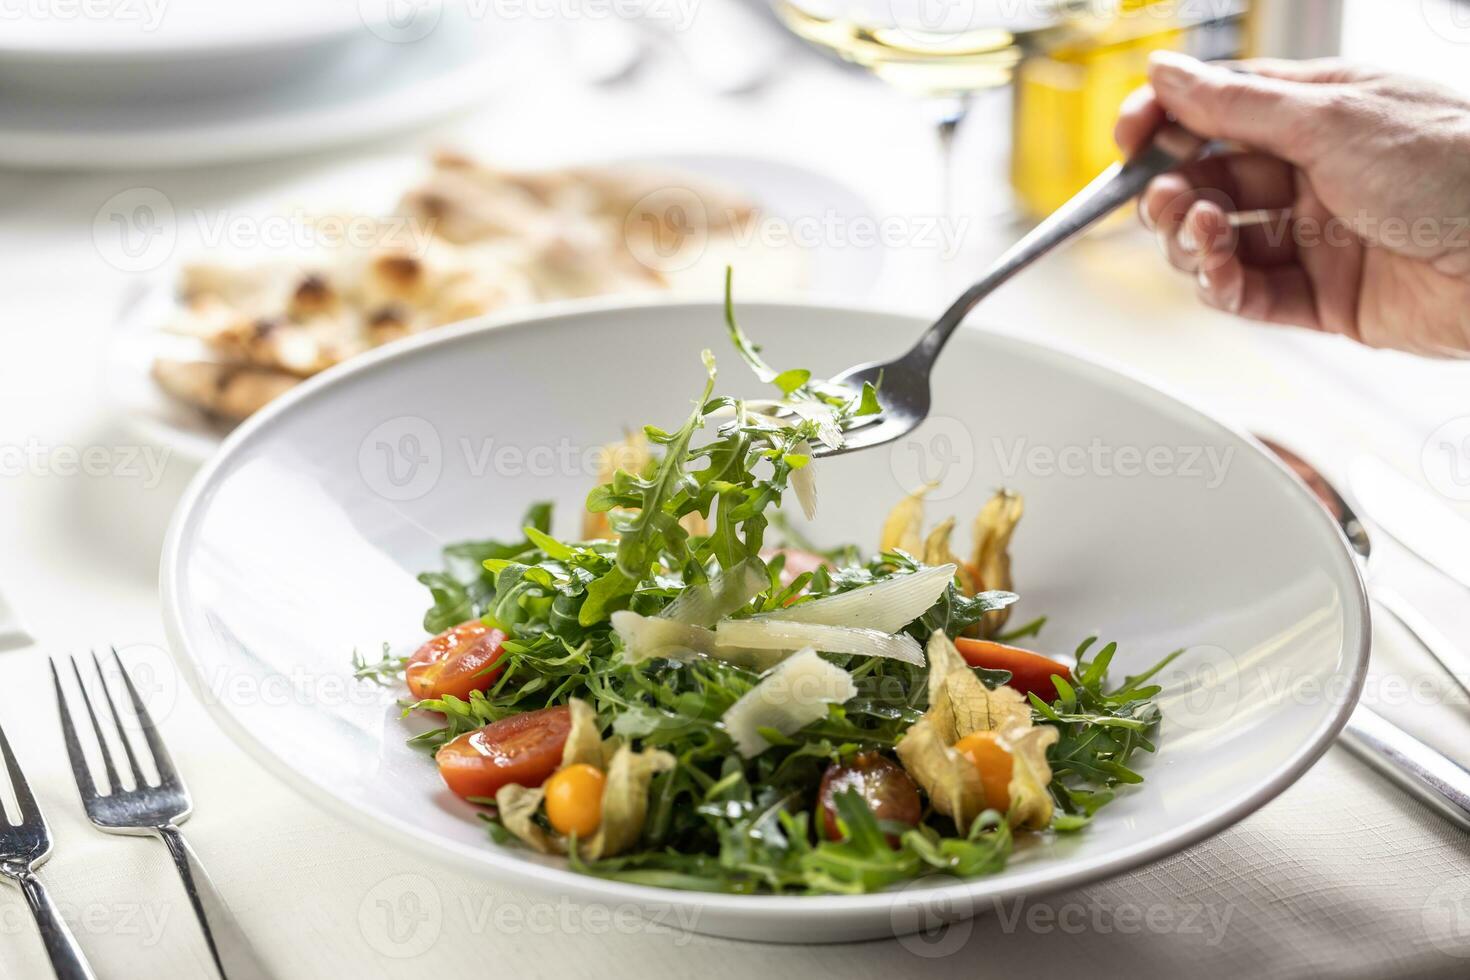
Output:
[{"xmin": 772, "ymin": 0, "xmax": 1105, "ymax": 216}]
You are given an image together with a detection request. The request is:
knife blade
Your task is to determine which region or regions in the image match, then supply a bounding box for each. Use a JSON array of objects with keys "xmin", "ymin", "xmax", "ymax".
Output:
[{"xmin": 1350, "ymin": 455, "xmax": 1470, "ymax": 591}]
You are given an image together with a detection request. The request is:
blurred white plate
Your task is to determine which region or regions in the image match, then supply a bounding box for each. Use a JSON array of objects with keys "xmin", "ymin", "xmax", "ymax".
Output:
[
  {"xmin": 106, "ymin": 154, "xmax": 886, "ymax": 462},
  {"xmin": 0, "ymin": 0, "xmax": 368, "ymax": 59},
  {"xmin": 0, "ymin": 5, "xmax": 499, "ymax": 168}
]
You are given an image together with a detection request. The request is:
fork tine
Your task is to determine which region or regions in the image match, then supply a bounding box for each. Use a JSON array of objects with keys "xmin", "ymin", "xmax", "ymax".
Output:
[
  {"xmin": 110, "ymin": 647, "xmax": 179, "ymax": 787},
  {"xmin": 67, "ymin": 655, "xmax": 122, "ymax": 794},
  {"xmin": 0, "ymin": 721, "xmax": 42, "ymax": 828},
  {"xmin": 52, "ymin": 658, "xmax": 100, "ymax": 799},
  {"xmin": 90, "ymin": 649, "xmax": 148, "ymax": 789}
]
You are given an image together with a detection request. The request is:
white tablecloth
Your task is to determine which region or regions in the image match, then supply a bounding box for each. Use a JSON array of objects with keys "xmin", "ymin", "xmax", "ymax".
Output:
[{"xmin": 3, "ymin": 12, "xmax": 1470, "ymax": 979}]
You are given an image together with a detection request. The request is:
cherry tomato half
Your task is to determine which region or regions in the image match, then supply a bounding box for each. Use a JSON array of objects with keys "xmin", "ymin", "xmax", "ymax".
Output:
[
  {"xmin": 817, "ymin": 752, "xmax": 922, "ymax": 845},
  {"xmin": 953, "ymin": 638, "xmax": 1074, "ymax": 703},
  {"xmin": 406, "ymin": 620, "xmax": 508, "ymax": 702},
  {"xmin": 436, "ymin": 705, "xmax": 571, "ymax": 800}
]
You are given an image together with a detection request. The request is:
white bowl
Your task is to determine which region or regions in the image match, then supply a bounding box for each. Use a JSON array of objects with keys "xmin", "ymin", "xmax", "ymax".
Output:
[{"xmin": 161, "ymin": 299, "xmax": 1369, "ymax": 943}]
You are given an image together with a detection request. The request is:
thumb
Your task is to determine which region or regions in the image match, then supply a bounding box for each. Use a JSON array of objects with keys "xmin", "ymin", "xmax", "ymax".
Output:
[{"xmin": 1148, "ymin": 51, "xmax": 1328, "ymax": 165}]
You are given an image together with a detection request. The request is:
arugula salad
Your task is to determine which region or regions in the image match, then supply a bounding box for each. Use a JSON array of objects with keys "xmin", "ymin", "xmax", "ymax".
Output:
[{"xmin": 358, "ymin": 279, "xmax": 1178, "ymax": 895}]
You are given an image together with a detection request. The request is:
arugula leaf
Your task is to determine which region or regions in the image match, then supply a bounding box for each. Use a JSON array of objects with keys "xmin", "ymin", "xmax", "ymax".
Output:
[
  {"xmin": 580, "ymin": 353, "xmax": 718, "ymax": 625},
  {"xmin": 416, "ymin": 501, "xmax": 552, "ymax": 632}
]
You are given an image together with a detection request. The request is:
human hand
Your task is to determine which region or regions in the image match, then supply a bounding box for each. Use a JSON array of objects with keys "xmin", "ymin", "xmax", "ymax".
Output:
[{"xmin": 1116, "ymin": 51, "xmax": 1470, "ymax": 357}]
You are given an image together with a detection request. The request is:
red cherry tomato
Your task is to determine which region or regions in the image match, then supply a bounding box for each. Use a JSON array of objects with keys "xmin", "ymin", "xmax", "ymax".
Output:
[
  {"xmin": 817, "ymin": 752, "xmax": 922, "ymax": 845},
  {"xmin": 436, "ymin": 705, "xmax": 571, "ymax": 800},
  {"xmin": 406, "ymin": 620, "xmax": 508, "ymax": 701},
  {"xmin": 953, "ymin": 638, "xmax": 1074, "ymax": 702}
]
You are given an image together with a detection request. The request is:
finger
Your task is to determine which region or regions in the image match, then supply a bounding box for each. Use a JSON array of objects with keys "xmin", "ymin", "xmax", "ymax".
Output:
[
  {"xmin": 1145, "ymin": 174, "xmax": 1206, "ymax": 272},
  {"xmin": 1185, "ymin": 200, "xmax": 1238, "ymax": 279},
  {"xmin": 1148, "ymin": 51, "xmax": 1330, "ymax": 164},
  {"xmin": 1223, "ymin": 57, "xmax": 1381, "ymax": 85},
  {"xmin": 1115, "ymin": 84, "xmax": 1167, "ymax": 157},
  {"xmin": 1197, "ymin": 255, "xmax": 1322, "ymax": 329},
  {"xmin": 1169, "ymin": 152, "xmax": 1297, "ymax": 213},
  {"xmin": 1138, "ymin": 152, "xmax": 1302, "ymax": 267}
]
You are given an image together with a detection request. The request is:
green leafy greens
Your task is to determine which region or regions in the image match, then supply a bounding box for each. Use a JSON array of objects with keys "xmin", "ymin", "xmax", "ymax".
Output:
[{"xmin": 383, "ymin": 277, "xmax": 1176, "ymax": 894}]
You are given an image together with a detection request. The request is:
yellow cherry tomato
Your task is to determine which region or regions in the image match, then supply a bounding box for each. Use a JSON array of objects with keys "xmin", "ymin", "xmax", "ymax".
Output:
[
  {"xmin": 544, "ymin": 763, "xmax": 606, "ymax": 838},
  {"xmin": 953, "ymin": 731, "xmax": 1014, "ymax": 813}
]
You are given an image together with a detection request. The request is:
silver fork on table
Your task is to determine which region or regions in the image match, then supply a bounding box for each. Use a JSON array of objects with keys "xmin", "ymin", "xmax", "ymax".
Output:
[
  {"xmin": 0, "ymin": 721, "xmax": 98, "ymax": 980},
  {"xmin": 808, "ymin": 126, "xmax": 1218, "ymax": 458},
  {"xmin": 52, "ymin": 650, "xmax": 273, "ymax": 980}
]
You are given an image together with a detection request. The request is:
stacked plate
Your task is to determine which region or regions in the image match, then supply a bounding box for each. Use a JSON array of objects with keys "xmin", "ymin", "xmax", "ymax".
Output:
[{"xmin": 0, "ymin": 0, "xmax": 503, "ymax": 168}]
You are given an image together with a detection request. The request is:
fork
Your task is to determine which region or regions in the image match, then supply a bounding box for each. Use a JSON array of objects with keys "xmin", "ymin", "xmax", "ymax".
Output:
[
  {"xmin": 808, "ymin": 126, "xmax": 1218, "ymax": 459},
  {"xmin": 0, "ymin": 721, "xmax": 98, "ymax": 980},
  {"xmin": 53, "ymin": 650, "xmax": 273, "ymax": 980}
]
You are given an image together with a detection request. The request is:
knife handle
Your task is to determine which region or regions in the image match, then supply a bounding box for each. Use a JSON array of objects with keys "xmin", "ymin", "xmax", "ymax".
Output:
[
  {"xmin": 1373, "ymin": 586, "xmax": 1470, "ymax": 702},
  {"xmin": 1341, "ymin": 705, "xmax": 1470, "ymax": 832}
]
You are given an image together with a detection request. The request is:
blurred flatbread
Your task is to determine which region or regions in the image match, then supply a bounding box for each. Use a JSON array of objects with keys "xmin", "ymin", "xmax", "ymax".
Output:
[
  {"xmin": 151, "ymin": 359, "xmax": 302, "ymax": 422},
  {"xmin": 152, "ymin": 154, "xmax": 777, "ymax": 422}
]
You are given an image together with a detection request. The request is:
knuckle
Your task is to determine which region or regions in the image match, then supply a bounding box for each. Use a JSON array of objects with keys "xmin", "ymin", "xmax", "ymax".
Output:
[{"xmin": 1316, "ymin": 87, "xmax": 1372, "ymax": 125}]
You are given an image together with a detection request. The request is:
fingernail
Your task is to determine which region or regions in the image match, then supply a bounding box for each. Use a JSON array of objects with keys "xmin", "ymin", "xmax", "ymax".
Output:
[
  {"xmin": 1225, "ymin": 275, "xmax": 1243, "ymax": 314},
  {"xmin": 1150, "ymin": 50, "xmax": 1200, "ymax": 94},
  {"xmin": 1197, "ymin": 268, "xmax": 1212, "ymax": 292},
  {"xmin": 1179, "ymin": 224, "xmax": 1200, "ymax": 254}
]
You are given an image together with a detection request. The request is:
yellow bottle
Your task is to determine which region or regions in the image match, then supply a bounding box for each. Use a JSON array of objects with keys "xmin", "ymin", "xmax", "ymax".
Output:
[{"xmin": 1010, "ymin": 1, "xmax": 1244, "ymax": 218}]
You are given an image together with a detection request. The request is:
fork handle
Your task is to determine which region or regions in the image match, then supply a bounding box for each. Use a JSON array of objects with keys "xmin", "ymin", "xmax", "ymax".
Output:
[
  {"xmin": 3, "ymin": 867, "xmax": 99, "ymax": 980},
  {"xmin": 915, "ymin": 125, "xmax": 1219, "ymax": 364},
  {"xmin": 155, "ymin": 825, "xmax": 274, "ymax": 980}
]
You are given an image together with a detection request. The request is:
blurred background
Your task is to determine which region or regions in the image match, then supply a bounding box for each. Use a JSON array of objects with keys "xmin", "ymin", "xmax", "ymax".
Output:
[{"xmin": 3, "ymin": 0, "xmax": 1470, "ymax": 558}]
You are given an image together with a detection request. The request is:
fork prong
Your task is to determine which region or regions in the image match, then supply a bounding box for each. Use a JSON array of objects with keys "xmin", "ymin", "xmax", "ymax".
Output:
[
  {"xmin": 110, "ymin": 647, "xmax": 180, "ymax": 788},
  {"xmin": 0, "ymin": 721, "xmax": 42, "ymax": 828},
  {"xmin": 52, "ymin": 658, "xmax": 100, "ymax": 799},
  {"xmin": 90, "ymin": 649, "xmax": 149, "ymax": 789},
  {"xmin": 67, "ymin": 655, "xmax": 122, "ymax": 794}
]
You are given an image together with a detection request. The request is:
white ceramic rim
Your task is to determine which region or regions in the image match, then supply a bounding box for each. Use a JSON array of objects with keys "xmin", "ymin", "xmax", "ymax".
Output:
[
  {"xmin": 0, "ymin": 9, "xmax": 378, "ymax": 61},
  {"xmin": 159, "ymin": 295, "xmax": 1372, "ymax": 929}
]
